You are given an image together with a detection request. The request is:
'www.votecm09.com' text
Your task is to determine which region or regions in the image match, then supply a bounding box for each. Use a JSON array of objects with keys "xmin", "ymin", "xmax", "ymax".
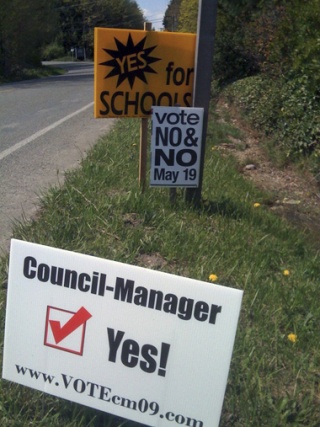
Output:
[{"xmin": 15, "ymin": 365, "xmax": 204, "ymax": 427}]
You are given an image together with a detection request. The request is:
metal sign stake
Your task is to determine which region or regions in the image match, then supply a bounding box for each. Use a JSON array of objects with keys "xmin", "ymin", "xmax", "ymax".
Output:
[{"xmin": 185, "ymin": 0, "xmax": 218, "ymax": 206}]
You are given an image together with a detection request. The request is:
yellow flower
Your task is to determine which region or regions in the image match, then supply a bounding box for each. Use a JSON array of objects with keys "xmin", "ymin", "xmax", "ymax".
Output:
[
  {"xmin": 209, "ymin": 274, "xmax": 218, "ymax": 282},
  {"xmin": 288, "ymin": 333, "xmax": 297, "ymax": 343},
  {"xmin": 253, "ymin": 202, "xmax": 261, "ymax": 208},
  {"xmin": 283, "ymin": 269, "xmax": 290, "ymax": 276}
]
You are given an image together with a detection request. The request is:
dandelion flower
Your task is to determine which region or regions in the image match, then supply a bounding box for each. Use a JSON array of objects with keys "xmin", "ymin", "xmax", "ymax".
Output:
[
  {"xmin": 209, "ymin": 274, "xmax": 218, "ymax": 282},
  {"xmin": 288, "ymin": 333, "xmax": 297, "ymax": 343},
  {"xmin": 253, "ymin": 202, "xmax": 261, "ymax": 208},
  {"xmin": 283, "ymin": 269, "xmax": 290, "ymax": 276}
]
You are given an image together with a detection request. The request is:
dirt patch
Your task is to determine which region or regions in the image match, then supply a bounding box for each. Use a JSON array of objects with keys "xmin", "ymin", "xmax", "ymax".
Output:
[
  {"xmin": 136, "ymin": 253, "xmax": 168, "ymax": 270},
  {"xmin": 122, "ymin": 214, "xmax": 169, "ymax": 270},
  {"xmin": 216, "ymin": 100, "xmax": 320, "ymax": 248},
  {"xmin": 123, "ymin": 212, "xmax": 142, "ymax": 227}
]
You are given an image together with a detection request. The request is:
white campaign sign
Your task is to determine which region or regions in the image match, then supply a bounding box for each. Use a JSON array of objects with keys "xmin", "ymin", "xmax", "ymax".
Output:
[
  {"xmin": 2, "ymin": 240, "xmax": 243, "ymax": 427},
  {"xmin": 150, "ymin": 106, "xmax": 204, "ymax": 187}
]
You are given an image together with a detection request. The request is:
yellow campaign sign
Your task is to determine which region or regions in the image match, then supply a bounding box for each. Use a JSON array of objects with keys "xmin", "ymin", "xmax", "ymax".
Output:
[{"xmin": 94, "ymin": 28, "xmax": 196, "ymax": 118}]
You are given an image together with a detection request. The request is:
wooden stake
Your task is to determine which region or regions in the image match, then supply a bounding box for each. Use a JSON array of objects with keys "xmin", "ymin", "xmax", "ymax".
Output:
[
  {"xmin": 139, "ymin": 117, "xmax": 149, "ymax": 192},
  {"xmin": 139, "ymin": 22, "xmax": 152, "ymax": 192}
]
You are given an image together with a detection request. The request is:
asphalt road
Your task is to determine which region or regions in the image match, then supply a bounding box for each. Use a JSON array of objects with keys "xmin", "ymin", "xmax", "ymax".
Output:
[{"xmin": 0, "ymin": 62, "xmax": 115, "ymax": 253}]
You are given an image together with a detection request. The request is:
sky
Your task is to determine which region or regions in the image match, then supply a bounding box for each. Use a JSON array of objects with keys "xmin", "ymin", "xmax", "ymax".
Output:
[{"xmin": 136, "ymin": 0, "xmax": 170, "ymax": 30}]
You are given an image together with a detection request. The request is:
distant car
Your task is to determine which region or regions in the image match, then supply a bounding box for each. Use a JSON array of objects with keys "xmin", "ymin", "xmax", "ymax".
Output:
[{"xmin": 75, "ymin": 47, "xmax": 86, "ymax": 61}]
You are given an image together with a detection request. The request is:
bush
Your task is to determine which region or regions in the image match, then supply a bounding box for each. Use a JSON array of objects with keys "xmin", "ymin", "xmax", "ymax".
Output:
[
  {"xmin": 223, "ymin": 74, "xmax": 320, "ymax": 159},
  {"xmin": 42, "ymin": 42, "xmax": 65, "ymax": 61}
]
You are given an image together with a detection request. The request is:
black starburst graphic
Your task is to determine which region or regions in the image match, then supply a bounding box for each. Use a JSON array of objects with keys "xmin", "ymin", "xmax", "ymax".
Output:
[{"xmin": 100, "ymin": 34, "xmax": 161, "ymax": 89}]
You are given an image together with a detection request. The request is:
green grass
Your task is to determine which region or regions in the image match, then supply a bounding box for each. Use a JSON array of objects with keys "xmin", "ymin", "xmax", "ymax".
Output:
[
  {"xmin": 0, "ymin": 113, "xmax": 319, "ymax": 426},
  {"xmin": 0, "ymin": 65, "xmax": 65, "ymax": 84}
]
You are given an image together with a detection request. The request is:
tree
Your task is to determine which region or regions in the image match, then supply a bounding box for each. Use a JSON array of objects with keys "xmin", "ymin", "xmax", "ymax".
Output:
[
  {"xmin": 163, "ymin": 0, "xmax": 182, "ymax": 31},
  {"xmin": 178, "ymin": 0, "xmax": 198, "ymax": 33},
  {"xmin": 0, "ymin": 0, "xmax": 58, "ymax": 77},
  {"xmin": 56, "ymin": 0, "xmax": 144, "ymax": 58},
  {"xmin": 274, "ymin": 0, "xmax": 320, "ymax": 87},
  {"xmin": 212, "ymin": 0, "xmax": 288, "ymax": 84}
]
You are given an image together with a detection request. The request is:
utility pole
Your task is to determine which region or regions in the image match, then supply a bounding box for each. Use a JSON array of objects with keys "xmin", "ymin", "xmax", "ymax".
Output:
[{"xmin": 185, "ymin": 0, "xmax": 218, "ymax": 206}]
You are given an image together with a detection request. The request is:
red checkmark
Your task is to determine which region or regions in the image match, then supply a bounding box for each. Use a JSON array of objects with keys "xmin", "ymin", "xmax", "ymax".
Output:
[{"xmin": 49, "ymin": 306, "xmax": 92, "ymax": 344}]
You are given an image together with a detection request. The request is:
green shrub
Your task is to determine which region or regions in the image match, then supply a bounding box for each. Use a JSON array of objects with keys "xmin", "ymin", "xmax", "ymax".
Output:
[
  {"xmin": 42, "ymin": 42, "xmax": 65, "ymax": 61},
  {"xmin": 223, "ymin": 74, "xmax": 320, "ymax": 159}
]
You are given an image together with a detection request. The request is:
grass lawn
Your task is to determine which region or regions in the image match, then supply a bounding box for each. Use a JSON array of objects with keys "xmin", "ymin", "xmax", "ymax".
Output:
[
  {"xmin": 0, "ymin": 112, "xmax": 319, "ymax": 426},
  {"xmin": 0, "ymin": 64, "xmax": 65, "ymax": 84}
]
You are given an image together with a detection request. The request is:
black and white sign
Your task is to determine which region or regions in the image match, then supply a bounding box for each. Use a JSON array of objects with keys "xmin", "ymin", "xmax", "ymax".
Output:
[
  {"xmin": 150, "ymin": 106, "xmax": 203, "ymax": 187},
  {"xmin": 2, "ymin": 240, "xmax": 243, "ymax": 427}
]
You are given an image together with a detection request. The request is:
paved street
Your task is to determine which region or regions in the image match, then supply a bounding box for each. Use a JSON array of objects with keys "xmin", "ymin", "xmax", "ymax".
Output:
[{"xmin": 0, "ymin": 62, "xmax": 115, "ymax": 253}]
